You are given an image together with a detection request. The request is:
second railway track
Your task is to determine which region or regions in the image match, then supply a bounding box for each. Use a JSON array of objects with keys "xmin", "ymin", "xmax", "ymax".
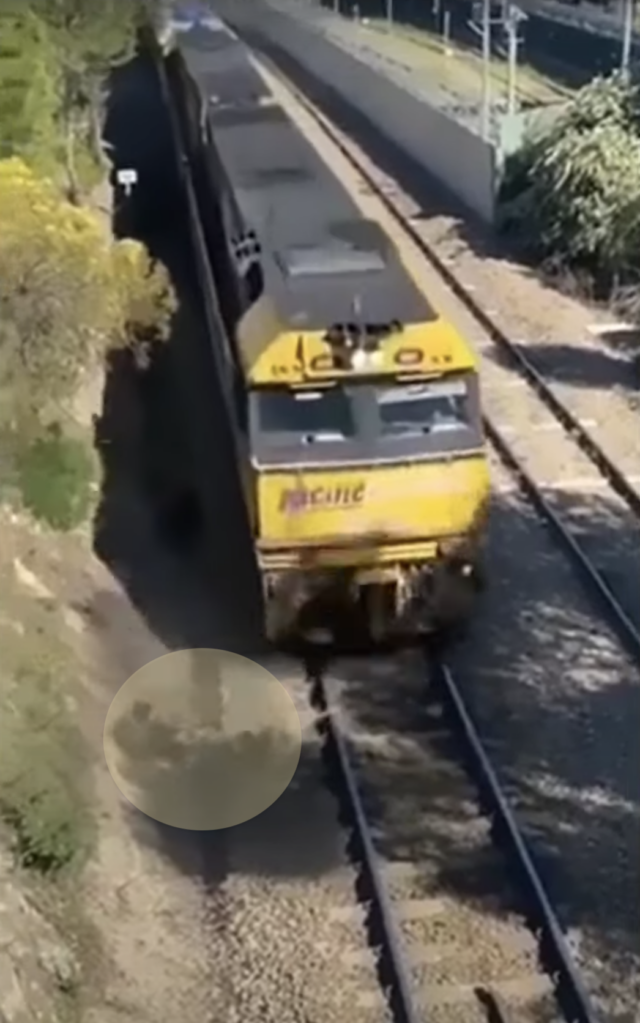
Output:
[{"xmin": 225, "ymin": 29, "xmax": 640, "ymax": 653}]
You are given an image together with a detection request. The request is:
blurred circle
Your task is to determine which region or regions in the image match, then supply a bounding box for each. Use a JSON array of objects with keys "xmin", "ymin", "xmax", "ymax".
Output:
[{"xmin": 103, "ymin": 648, "xmax": 302, "ymax": 830}]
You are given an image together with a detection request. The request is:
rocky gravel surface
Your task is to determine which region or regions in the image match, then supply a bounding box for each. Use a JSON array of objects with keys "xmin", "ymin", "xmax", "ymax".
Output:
[
  {"xmin": 415, "ymin": 214, "xmax": 640, "ymax": 488},
  {"xmin": 448, "ymin": 454, "xmax": 640, "ymax": 1023},
  {"xmin": 206, "ymin": 658, "xmax": 390, "ymax": 1023},
  {"xmin": 0, "ymin": 840, "xmax": 81, "ymax": 1023},
  {"xmin": 332, "ymin": 651, "xmax": 560, "ymax": 1023}
]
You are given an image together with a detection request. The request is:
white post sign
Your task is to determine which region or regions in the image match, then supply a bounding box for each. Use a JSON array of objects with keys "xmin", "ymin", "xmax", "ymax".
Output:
[{"xmin": 116, "ymin": 168, "xmax": 138, "ymax": 197}]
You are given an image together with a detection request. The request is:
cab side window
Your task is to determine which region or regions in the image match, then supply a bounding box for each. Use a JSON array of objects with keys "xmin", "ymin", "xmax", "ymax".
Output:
[{"xmin": 245, "ymin": 261, "xmax": 264, "ymax": 307}]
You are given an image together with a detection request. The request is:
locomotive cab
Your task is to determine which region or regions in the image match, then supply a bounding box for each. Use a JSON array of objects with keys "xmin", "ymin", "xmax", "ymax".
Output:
[{"xmin": 247, "ymin": 323, "xmax": 490, "ymax": 644}]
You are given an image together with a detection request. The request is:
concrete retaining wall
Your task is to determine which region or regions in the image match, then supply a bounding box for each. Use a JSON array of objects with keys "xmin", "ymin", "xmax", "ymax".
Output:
[{"xmin": 215, "ymin": 0, "xmax": 499, "ymax": 223}]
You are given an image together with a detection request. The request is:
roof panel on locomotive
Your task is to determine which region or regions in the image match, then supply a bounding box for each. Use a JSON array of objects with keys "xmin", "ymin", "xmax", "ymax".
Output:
[{"xmin": 177, "ymin": 20, "xmax": 439, "ymax": 331}]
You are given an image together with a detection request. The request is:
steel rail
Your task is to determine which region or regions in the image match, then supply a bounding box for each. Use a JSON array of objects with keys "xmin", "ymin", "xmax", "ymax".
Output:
[
  {"xmin": 429, "ymin": 655, "xmax": 602, "ymax": 1023},
  {"xmin": 254, "ymin": 37, "xmax": 640, "ymax": 524},
  {"xmin": 305, "ymin": 653, "xmax": 424, "ymax": 1023},
  {"xmin": 485, "ymin": 416, "xmax": 640, "ymax": 660}
]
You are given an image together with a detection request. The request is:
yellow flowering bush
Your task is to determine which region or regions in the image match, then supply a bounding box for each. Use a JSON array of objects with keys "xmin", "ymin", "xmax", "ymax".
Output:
[{"xmin": 0, "ymin": 156, "xmax": 175, "ymax": 421}]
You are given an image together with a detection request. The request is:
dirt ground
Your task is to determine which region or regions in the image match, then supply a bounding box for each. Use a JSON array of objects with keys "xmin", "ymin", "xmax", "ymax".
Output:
[{"xmin": 0, "ymin": 450, "xmax": 219, "ymax": 1023}]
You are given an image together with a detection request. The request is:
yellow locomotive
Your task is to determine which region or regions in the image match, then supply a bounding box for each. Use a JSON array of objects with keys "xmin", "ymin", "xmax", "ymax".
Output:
[{"xmin": 165, "ymin": 13, "xmax": 491, "ymax": 643}]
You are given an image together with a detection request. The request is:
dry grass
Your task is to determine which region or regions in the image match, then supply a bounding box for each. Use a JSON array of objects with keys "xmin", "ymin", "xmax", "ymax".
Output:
[
  {"xmin": 362, "ymin": 17, "xmax": 574, "ymax": 107},
  {"xmin": 0, "ymin": 505, "xmax": 100, "ymax": 1020}
]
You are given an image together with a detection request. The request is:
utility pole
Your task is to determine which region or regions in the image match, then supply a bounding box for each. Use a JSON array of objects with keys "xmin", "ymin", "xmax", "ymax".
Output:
[
  {"xmin": 470, "ymin": 1, "xmax": 509, "ymax": 139},
  {"xmin": 503, "ymin": 4, "xmax": 527, "ymax": 115},
  {"xmin": 387, "ymin": 0, "xmax": 394, "ymax": 26},
  {"xmin": 443, "ymin": 9, "xmax": 451, "ymax": 54},
  {"xmin": 506, "ymin": 17, "xmax": 518, "ymax": 115},
  {"xmin": 621, "ymin": 0, "xmax": 634, "ymax": 81},
  {"xmin": 481, "ymin": 0, "xmax": 491, "ymax": 141}
]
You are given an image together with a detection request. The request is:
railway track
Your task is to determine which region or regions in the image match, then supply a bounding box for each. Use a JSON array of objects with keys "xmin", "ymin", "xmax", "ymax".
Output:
[
  {"xmin": 124, "ymin": 31, "xmax": 636, "ymax": 1023},
  {"xmin": 144, "ymin": 18, "xmax": 639, "ymax": 1020},
  {"xmin": 116, "ymin": 29, "xmax": 637, "ymax": 1023},
  {"xmin": 297, "ymin": 642, "xmax": 600, "ymax": 1023},
  {"xmin": 229, "ymin": 28, "xmax": 640, "ymax": 659}
]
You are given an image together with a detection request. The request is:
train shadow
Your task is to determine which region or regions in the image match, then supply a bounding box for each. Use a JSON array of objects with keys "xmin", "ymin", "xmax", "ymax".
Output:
[
  {"xmin": 90, "ymin": 48, "xmax": 268, "ymax": 881},
  {"xmin": 95, "ymin": 48, "xmax": 263, "ymax": 655}
]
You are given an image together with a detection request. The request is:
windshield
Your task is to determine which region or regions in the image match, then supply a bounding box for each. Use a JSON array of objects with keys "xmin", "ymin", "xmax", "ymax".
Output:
[
  {"xmin": 375, "ymin": 380, "xmax": 470, "ymax": 438},
  {"xmin": 250, "ymin": 374, "xmax": 480, "ymax": 466},
  {"xmin": 256, "ymin": 388, "xmax": 357, "ymax": 445}
]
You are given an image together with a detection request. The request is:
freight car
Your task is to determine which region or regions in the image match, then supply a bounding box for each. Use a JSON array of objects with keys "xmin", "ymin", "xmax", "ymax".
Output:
[{"xmin": 163, "ymin": 13, "xmax": 491, "ymax": 644}]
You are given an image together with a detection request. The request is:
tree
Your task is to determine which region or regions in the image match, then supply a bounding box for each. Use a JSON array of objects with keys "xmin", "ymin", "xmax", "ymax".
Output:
[
  {"xmin": 8, "ymin": 0, "xmax": 160, "ymax": 200},
  {"xmin": 0, "ymin": 9, "xmax": 62, "ymax": 175},
  {"xmin": 0, "ymin": 3, "xmax": 176, "ymax": 530},
  {"xmin": 0, "ymin": 156, "xmax": 176, "ymax": 427},
  {"xmin": 497, "ymin": 73, "xmax": 640, "ymax": 292}
]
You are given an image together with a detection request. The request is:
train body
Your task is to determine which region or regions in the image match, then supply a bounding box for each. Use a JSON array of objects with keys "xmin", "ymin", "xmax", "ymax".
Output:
[{"xmin": 163, "ymin": 12, "xmax": 491, "ymax": 643}]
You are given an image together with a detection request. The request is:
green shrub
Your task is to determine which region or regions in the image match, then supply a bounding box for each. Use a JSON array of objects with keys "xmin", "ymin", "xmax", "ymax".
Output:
[
  {"xmin": 15, "ymin": 425, "xmax": 96, "ymax": 531},
  {"xmin": 0, "ymin": 664, "xmax": 94, "ymax": 875},
  {"xmin": 497, "ymin": 73, "xmax": 640, "ymax": 292},
  {"xmin": 1, "ymin": 781, "xmax": 88, "ymax": 874}
]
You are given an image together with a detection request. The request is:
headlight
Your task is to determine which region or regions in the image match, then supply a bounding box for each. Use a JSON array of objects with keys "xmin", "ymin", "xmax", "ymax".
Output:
[
  {"xmin": 437, "ymin": 536, "xmax": 477, "ymax": 563},
  {"xmin": 437, "ymin": 537, "xmax": 464, "ymax": 559}
]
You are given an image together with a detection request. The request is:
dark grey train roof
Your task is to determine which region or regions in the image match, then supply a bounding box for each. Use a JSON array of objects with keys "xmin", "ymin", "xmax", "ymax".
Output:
[{"xmin": 176, "ymin": 20, "xmax": 439, "ymax": 329}]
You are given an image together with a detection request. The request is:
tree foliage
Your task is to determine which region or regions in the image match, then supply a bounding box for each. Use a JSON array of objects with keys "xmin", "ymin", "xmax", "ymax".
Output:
[
  {"xmin": 31, "ymin": 0, "xmax": 144, "ymax": 192},
  {"xmin": 497, "ymin": 73, "xmax": 640, "ymax": 291},
  {"xmin": 0, "ymin": 9, "xmax": 62, "ymax": 174},
  {"xmin": 0, "ymin": 156, "xmax": 176, "ymax": 424},
  {"xmin": 13, "ymin": 424, "xmax": 97, "ymax": 530},
  {"xmin": 0, "ymin": 1, "xmax": 175, "ymax": 530},
  {"xmin": 0, "ymin": 0, "xmax": 158, "ymax": 196}
]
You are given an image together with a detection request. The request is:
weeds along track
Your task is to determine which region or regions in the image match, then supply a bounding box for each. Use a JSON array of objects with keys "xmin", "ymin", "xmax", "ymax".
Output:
[
  {"xmin": 232, "ymin": 34, "xmax": 640, "ymax": 657},
  {"xmin": 298, "ymin": 643, "xmax": 599, "ymax": 1023}
]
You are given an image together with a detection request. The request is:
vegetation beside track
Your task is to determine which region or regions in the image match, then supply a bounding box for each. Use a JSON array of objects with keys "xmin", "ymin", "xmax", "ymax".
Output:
[
  {"xmin": 0, "ymin": 4, "xmax": 172, "ymax": 1019},
  {"xmin": 498, "ymin": 73, "xmax": 640, "ymax": 328},
  {"xmin": 0, "ymin": 1, "xmax": 175, "ymax": 533}
]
